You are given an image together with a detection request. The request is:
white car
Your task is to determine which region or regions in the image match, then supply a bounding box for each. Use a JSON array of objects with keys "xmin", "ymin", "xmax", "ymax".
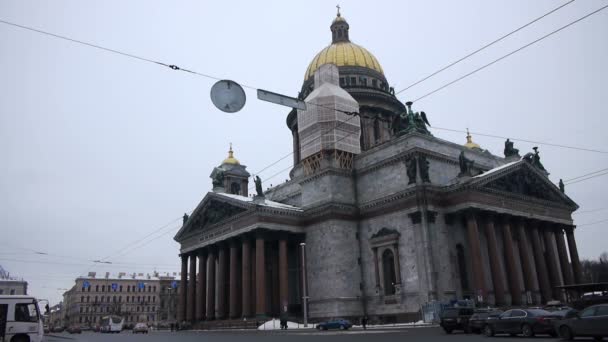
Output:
[
  {"xmin": 0, "ymin": 295, "xmax": 45, "ymax": 342},
  {"xmin": 132, "ymin": 323, "xmax": 149, "ymax": 334}
]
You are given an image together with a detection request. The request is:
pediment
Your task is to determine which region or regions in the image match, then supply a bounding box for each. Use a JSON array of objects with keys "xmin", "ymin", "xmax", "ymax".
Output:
[
  {"xmin": 472, "ymin": 162, "xmax": 577, "ymax": 208},
  {"xmin": 174, "ymin": 194, "xmax": 250, "ymax": 241}
]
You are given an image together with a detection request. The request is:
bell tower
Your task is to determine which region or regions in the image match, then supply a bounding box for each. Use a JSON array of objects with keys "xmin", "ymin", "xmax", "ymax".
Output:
[{"xmin": 209, "ymin": 144, "xmax": 250, "ymax": 196}]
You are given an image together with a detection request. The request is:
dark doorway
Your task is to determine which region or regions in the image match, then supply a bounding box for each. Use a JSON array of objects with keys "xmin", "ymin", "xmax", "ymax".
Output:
[{"xmin": 382, "ymin": 249, "xmax": 397, "ymax": 295}]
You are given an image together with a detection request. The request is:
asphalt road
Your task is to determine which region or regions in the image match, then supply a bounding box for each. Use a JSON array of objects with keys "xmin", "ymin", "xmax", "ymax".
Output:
[{"xmin": 42, "ymin": 327, "xmax": 592, "ymax": 342}]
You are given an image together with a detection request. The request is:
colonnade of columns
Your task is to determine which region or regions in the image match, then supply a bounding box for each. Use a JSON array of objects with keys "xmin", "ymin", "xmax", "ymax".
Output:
[
  {"xmin": 176, "ymin": 233, "xmax": 302, "ymax": 323},
  {"xmin": 463, "ymin": 210, "xmax": 582, "ymax": 305}
]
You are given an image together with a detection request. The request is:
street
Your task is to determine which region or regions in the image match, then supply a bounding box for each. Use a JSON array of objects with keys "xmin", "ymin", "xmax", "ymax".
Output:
[{"xmin": 42, "ymin": 327, "xmax": 577, "ymax": 342}]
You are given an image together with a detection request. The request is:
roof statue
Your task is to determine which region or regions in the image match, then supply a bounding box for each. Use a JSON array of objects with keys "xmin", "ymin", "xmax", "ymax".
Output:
[
  {"xmin": 394, "ymin": 101, "xmax": 432, "ymax": 136},
  {"xmin": 405, "ymin": 156, "xmax": 417, "ymax": 185},
  {"xmin": 254, "ymin": 175, "xmax": 264, "ymax": 198},
  {"xmin": 559, "ymin": 179, "xmax": 565, "ymax": 193},
  {"xmin": 504, "ymin": 138, "xmax": 520, "ymax": 158},
  {"xmin": 182, "ymin": 213, "xmax": 189, "ymax": 225},
  {"xmin": 458, "ymin": 151, "xmax": 476, "ymax": 177},
  {"xmin": 418, "ymin": 155, "xmax": 431, "ymax": 183},
  {"xmin": 523, "ymin": 146, "xmax": 548, "ymax": 174},
  {"xmin": 211, "ymin": 167, "xmax": 225, "ymax": 188}
]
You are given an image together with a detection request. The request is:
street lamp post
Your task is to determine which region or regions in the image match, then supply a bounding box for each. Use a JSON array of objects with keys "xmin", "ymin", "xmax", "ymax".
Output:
[{"xmin": 300, "ymin": 242, "xmax": 308, "ymax": 327}]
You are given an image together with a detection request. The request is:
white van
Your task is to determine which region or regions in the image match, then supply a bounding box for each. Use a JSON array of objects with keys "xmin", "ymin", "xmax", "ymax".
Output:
[{"xmin": 0, "ymin": 295, "xmax": 44, "ymax": 342}]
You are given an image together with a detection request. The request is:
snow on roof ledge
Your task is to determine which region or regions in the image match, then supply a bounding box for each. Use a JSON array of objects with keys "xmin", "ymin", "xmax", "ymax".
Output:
[
  {"xmin": 474, "ymin": 159, "xmax": 522, "ymax": 178},
  {"xmin": 215, "ymin": 192, "xmax": 302, "ymax": 211}
]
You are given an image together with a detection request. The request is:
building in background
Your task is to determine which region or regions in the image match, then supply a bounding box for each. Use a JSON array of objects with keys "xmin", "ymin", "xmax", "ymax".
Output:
[
  {"xmin": 0, "ymin": 265, "xmax": 28, "ymax": 295},
  {"xmin": 44, "ymin": 303, "xmax": 63, "ymax": 328},
  {"xmin": 61, "ymin": 271, "xmax": 180, "ymax": 328},
  {"xmin": 173, "ymin": 10, "xmax": 583, "ymax": 324}
]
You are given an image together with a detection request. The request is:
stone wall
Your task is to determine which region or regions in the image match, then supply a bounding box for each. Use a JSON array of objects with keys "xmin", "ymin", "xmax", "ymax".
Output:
[{"xmin": 304, "ymin": 219, "xmax": 363, "ymax": 319}]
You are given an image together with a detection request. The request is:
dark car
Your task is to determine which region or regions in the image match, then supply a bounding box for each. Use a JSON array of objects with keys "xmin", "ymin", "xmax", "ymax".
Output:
[
  {"xmin": 483, "ymin": 308, "xmax": 558, "ymax": 337},
  {"xmin": 440, "ymin": 307, "xmax": 475, "ymax": 334},
  {"xmin": 468, "ymin": 309, "xmax": 502, "ymax": 334},
  {"xmin": 554, "ymin": 304, "xmax": 608, "ymax": 341},
  {"xmin": 67, "ymin": 324, "xmax": 82, "ymax": 334},
  {"xmin": 316, "ymin": 318, "xmax": 352, "ymax": 330},
  {"xmin": 51, "ymin": 325, "xmax": 65, "ymax": 333}
]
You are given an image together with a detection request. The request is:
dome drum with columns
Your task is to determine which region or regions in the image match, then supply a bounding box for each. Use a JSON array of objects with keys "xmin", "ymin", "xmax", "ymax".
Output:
[{"xmin": 287, "ymin": 10, "xmax": 405, "ymax": 160}]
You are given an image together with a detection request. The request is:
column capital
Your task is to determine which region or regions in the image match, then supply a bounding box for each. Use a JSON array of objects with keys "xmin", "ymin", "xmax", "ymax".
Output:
[{"xmin": 563, "ymin": 225, "xmax": 576, "ymax": 234}]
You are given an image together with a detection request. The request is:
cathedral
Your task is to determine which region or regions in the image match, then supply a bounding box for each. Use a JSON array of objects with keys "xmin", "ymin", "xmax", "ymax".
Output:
[{"xmin": 174, "ymin": 11, "xmax": 582, "ymax": 324}]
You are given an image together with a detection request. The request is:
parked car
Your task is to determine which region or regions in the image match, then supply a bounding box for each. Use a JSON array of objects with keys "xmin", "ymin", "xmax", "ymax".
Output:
[
  {"xmin": 316, "ymin": 318, "xmax": 352, "ymax": 330},
  {"xmin": 43, "ymin": 325, "xmax": 50, "ymax": 334},
  {"xmin": 483, "ymin": 308, "xmax": 559, "ymax": 337},
  {"xmin": 133, "ymin": 323, "xmax": 149, "ymax": 334},
  {"xmin": 51, "ymin": 325, "xmax": 65, "ymax": 333},
  {"xmin": 468, "ymin": 309, "xmax": 502, "ymax": 334},
  {"xmin": 554, "ymin": 304, "xmax": 608, "ymax": 341},
  {"xmin": 67, "ymin": 325, "xmax": 82, "ymax": 334},
  {"xmin": 544, "ymin": 300, "xmax": 572, "ymax": 312},
  {"xmin": 440, "ymin": 307, "xmax": 475, "ymax": 334}
]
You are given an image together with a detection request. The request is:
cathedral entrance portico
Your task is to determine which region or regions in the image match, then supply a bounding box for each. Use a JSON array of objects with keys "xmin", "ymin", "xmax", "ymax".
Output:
[
  {"xmin": 448, "ymin": 208, "xmax": 582, "ymax": 306},
  {"xmin": 177, "ymin": 228, "xmax": 304, "ymax": 324}
]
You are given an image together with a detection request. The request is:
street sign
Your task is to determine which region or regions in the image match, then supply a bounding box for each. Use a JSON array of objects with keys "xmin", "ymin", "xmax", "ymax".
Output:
[
  {"xmin": 83, "ymin": 281, "xmax": 90, "ymax": 289},
  {"xmin": 111, "ymin": 283, "xmax": 118, "ymax": 291},
  {"xmin": 171, "ymin": 281, "xmax": 177, "ymax": 289},
  {"xmin": 210, "ymin": 80, "xmax": 246, "ymax": 113},
  {"xmin": 257, "ymin": 89, "xmax": 307, "ymax": 110}
]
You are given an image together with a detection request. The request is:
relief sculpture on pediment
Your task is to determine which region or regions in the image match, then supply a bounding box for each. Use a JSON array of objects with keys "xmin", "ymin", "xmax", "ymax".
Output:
[
  {"xmin": 197, "ymin": 200, "xmax": 247, "ymax": 230},
  {"xmin": 485, "ymin": 169, "xmax": 562, "ymax": 203}
]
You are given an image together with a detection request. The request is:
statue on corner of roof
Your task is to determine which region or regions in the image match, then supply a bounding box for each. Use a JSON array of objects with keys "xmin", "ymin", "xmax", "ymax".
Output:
[
  {"xmin": 504, "ymin": 138, "xmax": 520, "ymax": 158},
  {"xmin": 212, "ymin": 168, "xmax": 225, "ymax": 188},
  {"xmin": 254, "ymin": 175, "xmax": 264, "ymax": 198},
  {"xmin": 559, "ymin": 179, "xmax": 565, "ymax": 193},
  {"xmin": 458, "ymin": 151, "xmax": 475, "ymax": 177}
]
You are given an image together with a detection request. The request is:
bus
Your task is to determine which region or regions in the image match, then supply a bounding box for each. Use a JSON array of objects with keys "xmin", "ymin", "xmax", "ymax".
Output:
[
  {"xmin": 0, "ymin": 295, "xmax": 45, "ymax": 342},
  {"xmin": 100, "ymin": 315, "xmax": 124, "ymax": 333}
]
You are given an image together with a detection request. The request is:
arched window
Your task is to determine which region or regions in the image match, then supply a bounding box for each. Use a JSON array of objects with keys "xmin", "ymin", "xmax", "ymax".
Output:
[
  {"xmin": 456, "ymin": 244, "xmax": 469, "ymax": 291},
  {"xmin": 382, "ymin": 249, "xmax": 397, "ymax": 295}
]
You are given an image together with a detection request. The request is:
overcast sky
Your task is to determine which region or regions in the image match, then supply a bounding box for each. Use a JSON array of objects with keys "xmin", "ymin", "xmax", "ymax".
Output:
[{"xmin": 1, "ymin": 0, "xmax": 607, "ymax": 305}]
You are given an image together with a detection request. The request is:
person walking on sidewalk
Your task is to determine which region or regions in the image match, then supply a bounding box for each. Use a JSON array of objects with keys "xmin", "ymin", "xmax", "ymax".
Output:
[{"xmin": 361, "ymin": 316, "xmax": 368, "ymax": 330}]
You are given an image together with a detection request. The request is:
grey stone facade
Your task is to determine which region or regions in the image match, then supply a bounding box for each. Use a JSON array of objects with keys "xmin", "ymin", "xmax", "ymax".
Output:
[{"xmin": 173, "ymin": 12, "xmax": 582, "ymax": 324}]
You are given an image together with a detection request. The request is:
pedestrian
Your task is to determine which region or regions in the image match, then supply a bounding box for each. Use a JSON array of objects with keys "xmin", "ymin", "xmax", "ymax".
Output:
[{"xmin": 361, "ymin": 316, "xmax": 368, "ymax": 330}]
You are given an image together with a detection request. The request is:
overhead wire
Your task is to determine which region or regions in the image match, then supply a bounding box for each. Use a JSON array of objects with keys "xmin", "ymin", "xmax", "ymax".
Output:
[
  {"xmin": 3, "ymin": 11, "xmax": 608, "ymax": 194},
  {"xmin": 564, "ymin": 170, "xmax": 608, "ymax": 186},
  {"xmin": 411, "ymin": 3, "xmax": 608, "ymax": 103},
  {"xmin": 395, "ymin": 0, "xmax": 575, "ymax": 95},
  {"xmin": 577, "ymin": 218, "xmax": 608, "ymax": 227},
  {"xmin": 433, "ymin": 127, "xmax": 608, "ymax": 154},
  {"xmin": 564, "ymin": 167, "xmax": 608, "ymax": 182},
  {"xmin": 573, "ymin": 207, "xmax": 608, "ymax": 215},
  {"xmin": 2, "ymin": 10, "xmax": 608, "ymax": 264}
]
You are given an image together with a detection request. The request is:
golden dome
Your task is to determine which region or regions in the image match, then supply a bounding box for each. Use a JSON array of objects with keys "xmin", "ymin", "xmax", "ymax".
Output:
[
  {"xmin": 222, "ymin": 144, "xmax": 240, "ymax": 165},
  {"xmin": 305, "ymin": 42, "xmax": 384, "ymax": 80},
  {"xmin": 464, "ymin": 129, "xmax": 481, "ymax": 150},
  {"xmin": 305, "ymin": 10, "xmax": 384, "ymax": 80}
]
